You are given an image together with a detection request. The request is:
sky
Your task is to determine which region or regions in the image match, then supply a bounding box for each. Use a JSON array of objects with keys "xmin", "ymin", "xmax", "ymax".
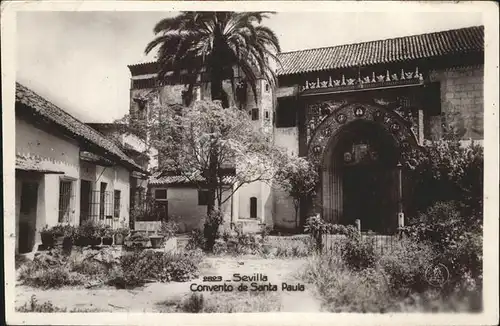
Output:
[{"xmin": 16, "ymin": 10, "xmax": 483, "ymax": 123}]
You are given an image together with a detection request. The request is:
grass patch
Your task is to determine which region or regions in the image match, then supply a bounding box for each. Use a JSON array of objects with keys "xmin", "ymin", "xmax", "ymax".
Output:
[
  {"xmin": 161, "ymin": 291, "xmax": 282, "ymax": 313},
  {"xmin": 16, "ymin": 295, "xmax": 109, "ymax": 312}
]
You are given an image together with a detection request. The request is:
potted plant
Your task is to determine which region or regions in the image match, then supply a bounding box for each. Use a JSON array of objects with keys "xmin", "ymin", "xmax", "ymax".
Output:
[
  {"xmin": 40, "ymin": 225, "xmax": 54, "ymax": 249},
  {"xmin": 114, "ymin": 227, "xmax": 129, "ymax": 245},
  {"xmin": 149, "ymin": 232, "xmax": 164, "ymax": 249},
  {"xmin": 74, "ymin": 220, "xmax": 101, "ymax": 246},
  {"xmin": 102, "ymin": 225, "xmax": 114, "ymax": 246},
  {"xmin": 48, "ymin": 224, "xmax": 75, "ymax": 251},
  {"xmin": 125, "ymin": 232, "xmax": 149, "ymax": 249}
]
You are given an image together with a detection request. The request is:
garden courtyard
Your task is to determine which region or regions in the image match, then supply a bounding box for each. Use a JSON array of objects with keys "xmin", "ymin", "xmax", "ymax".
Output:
[{"xmin": 16, "ymin": 254, "xmax": 320, "ymax": 313}]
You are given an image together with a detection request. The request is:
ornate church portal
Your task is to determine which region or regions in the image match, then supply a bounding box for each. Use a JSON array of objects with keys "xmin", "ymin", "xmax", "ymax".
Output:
[{"xmin": 307, "ymin": 103, "xmax": 417, "ymax": 234}]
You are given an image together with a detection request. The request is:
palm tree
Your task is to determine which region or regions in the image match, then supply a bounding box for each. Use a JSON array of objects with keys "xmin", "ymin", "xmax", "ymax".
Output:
[{"xmin": 145, "ymin": 12, "xmax": 281, "ymax": 108}]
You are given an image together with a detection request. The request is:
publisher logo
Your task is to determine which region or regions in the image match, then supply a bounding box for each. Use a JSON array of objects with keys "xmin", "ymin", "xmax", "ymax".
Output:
[{"xmin": 424, "ymin": 263, "xmax": 450, "ymax": 287}]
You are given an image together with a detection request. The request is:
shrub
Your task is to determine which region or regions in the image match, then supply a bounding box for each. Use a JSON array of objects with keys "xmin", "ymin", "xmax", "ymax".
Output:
[
  {"xmin": 186, "ymin": 229, "xmax": 206, "ymax": 251},
  {"xmin": 159, "ymin": 220, "xmax": 179, "ymax": 239},
  {"xmin": 404, "ymin": 139, "xmax": 483, "ymax": 218},
  {"xmin": 403, "ymin": 201, "xmax": 483, "ymax": 288},
  {"xmin": 267, "ymin": 236, "xmax": 315, "ymax": 258},
  {"xmin": 341, "ymin": 236, "xmax": 378, "ymax": 271},
  {"xmin": 17, "ymin": 295, "xmax": 67, "ymax": 312},
  {"xmin": 300, "ymin": 254, "xmax": 395, "ymax": 312},
  {"xmin": 108, "ymin": 250, "xmax": 201, "ymax": 288},
  {"xmin": 179, "ymin": 293, "xmax": 204, "ymax": 313},
  {"xmin": 19, "ymin": 262, "xmax": 83, "ymax": 289},
  {"xmin": 378, "ymin": 238, "xmax": 436, "ymax": 295}
]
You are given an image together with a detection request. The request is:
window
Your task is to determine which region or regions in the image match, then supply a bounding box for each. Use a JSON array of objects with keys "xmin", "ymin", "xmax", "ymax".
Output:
[
  {"xmin": 250, "ymin": 197, "xmax": 257, "ymax": 218},
  {"xmin": 114, "ymin": 190, "xmax": 121, "ymax": 218},
  {"xmin": 276, "ymin": 98, "xmax": 297, "ymax": 128},
  {"xmin": 99, "ymin": 182, "xmax": 107, "ymax": 220},
  {"xmin": 198, "ymin": 190, "xmax": 209, "ymax": 206},
  {"xmin": 154, "ymin": 188, "xmax": 167, "ymax": 201},
  {"xmin": 58, "ymin": 180, "xmax": 74, "ymax": 223},
  {"xmin": 251, "ymin": 108, "xmax": 259, "ymax": 121},
  {"xmin": 264, "ymin": 111, "xmax": 270, "ymax": 120},
  {"xmin": 265, "ymin": 82, "xmax": 270, "ymax": 92}
]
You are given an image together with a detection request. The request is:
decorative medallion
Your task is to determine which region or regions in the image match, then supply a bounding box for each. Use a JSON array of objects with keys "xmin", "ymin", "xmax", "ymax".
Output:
[
  {"xmin": 373, "ymin": 110, "xmax": 384, "ymax": 121},
  {"xmin": 336, "ymin": 114, "xmax": 347, "ymax": 124},
  {"xmin": 321, "ymin": 107, "xmax": 332, "ymax": 116},
  {"xmin": 391, "ymin": 123, "xmax": 400, "ymax": 132},
  {"xmin": 343, "ymin": 152, "xmax": 353, "ymax": 163},
  {"xmin": 321, "ymin": 128, "xmax": 332, "ymax": 137},
  {"xmin": 354, "ymin": 107, "xmax": 365, "ymax": 117}
]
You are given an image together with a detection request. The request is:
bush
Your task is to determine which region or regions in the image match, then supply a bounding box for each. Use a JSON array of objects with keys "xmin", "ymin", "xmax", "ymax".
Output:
[
  {"xmin": 107, "ymin": 250, "xmax": 201, "ymax": 288},
  {"xmin": 159, "ymin": 220, "xmax": 179, "ymax": 239},
  {"xmin": 17, "ymin": 295, "xmax": 67, "ymax": 312},
  {"xmin": 404, "ymin": 139, "xmax": 483, "ymax": 218},
  {"xmin": 186, "ymin": 229, "xmax": 206, "ymax": 251},
  {"xmin": 378, "ymin": 238, "xmax": 436, "ymax": 295},
  {"xmin": 19, "ymin": 262, "xmax": 83, "ymax": 289},
  {"xmin": 267, "ymin": 236, "xmax": 315, "ymax": 258},
  {"xmin": 341, "ymin": 236, "xmax": 378, "ymax": 271},
  {"xmin": 179, "ymin": 293, "xmax": 205, "ymax": 313},
  {"xmin": 403, "ymin": 201, "xmax": 483, "ymax": 288}
]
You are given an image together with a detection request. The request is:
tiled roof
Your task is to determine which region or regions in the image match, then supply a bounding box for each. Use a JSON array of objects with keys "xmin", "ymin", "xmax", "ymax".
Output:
[
  {"xmin": 276, "ymin": 26, "xmax": 484, "ymax": 76},
  {"xmin": 15, "ymin": 83, "xmax": 146, "ymax": 173},
  {"xmin": 16, "ymin": 154, "xmax": 64, "ymax": 174}
]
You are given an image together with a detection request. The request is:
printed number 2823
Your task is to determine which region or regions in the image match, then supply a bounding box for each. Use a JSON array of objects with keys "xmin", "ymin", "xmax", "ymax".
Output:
[{"xmin": 203, "ymin": 276, "xmax": 222, "ymax": 282}]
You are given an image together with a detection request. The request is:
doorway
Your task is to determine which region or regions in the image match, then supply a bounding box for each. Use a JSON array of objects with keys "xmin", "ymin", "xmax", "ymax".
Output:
[
  {"xmin": 18, "ymin": 182, "xmax": 39, "ymax": 253},
  {"xmin": 80, "ymin": 180, "xmax": 91, "ymax": 224}
]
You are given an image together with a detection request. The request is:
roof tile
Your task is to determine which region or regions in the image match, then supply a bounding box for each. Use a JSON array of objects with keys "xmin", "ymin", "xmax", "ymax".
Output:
[
  {"xmin": 16, "ymin": 83, "xmax": 145, "ymax": 172},
  {"xmin": 277, "ymin": 26, "xmax": 484, "ymax": 75}
]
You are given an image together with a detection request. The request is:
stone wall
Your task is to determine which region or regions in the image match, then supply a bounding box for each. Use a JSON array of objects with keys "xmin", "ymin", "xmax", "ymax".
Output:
[{"xmin": 428, "ymin": 65, "xmax": 484, "ymax": 140}]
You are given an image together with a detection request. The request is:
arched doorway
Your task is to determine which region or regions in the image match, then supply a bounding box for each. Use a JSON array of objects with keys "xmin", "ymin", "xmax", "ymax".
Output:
[
  {"xmin": 307, "ymin": 102, "xmax": 418, "ymax": 233},
  {"xmin": 329, "ymin": 120, "xmax": 399, "ymax": 233}
]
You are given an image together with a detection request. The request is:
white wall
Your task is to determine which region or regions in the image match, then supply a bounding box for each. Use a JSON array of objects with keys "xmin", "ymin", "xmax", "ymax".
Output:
[
  {"xmin": 150, "ymin": 186, "xmax": 232, "ymax": 233},
  {"xmin": 16, "ymin": 117, "xmax": 81, "ymax": 250}
]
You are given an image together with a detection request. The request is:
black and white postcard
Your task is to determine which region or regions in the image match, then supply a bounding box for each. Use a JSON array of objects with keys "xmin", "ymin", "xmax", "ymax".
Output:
[{"xmin": 2, "ymin": 1, "xmax": 498, "ymax": 325}]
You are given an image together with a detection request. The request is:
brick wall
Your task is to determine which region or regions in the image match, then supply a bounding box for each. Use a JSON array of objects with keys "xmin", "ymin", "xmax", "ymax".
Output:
[{"xmin": 428, "ymin": 65, "xmax": 484, "ymax": 140}]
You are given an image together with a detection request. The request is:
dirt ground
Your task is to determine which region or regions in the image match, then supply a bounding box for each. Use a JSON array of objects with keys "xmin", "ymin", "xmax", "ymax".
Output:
[{"xmin": 15, "ymin": 256, "xmax": 322, "ymax": 312}]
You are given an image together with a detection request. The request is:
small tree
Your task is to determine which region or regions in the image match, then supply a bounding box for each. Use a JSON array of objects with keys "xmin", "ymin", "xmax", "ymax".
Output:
[
  {"xmin": 117, "ymin": 100, "xmax": 287, "ymax": 251},
  {"xmin": 276, "ymin": 155, "xmax": 319, "ymax": 228}
]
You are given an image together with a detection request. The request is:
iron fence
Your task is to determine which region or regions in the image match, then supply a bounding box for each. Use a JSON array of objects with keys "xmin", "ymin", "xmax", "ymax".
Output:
[{"xmin": 312, "ymin": 231, "xmax": 401, "ymax": 257}]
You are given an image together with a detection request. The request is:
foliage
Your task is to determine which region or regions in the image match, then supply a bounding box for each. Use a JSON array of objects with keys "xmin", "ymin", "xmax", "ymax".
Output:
[
  {"xmin": 265, "ymin": 236, "xmax": 315, "ymax": 258},
  {"xmin": 159, "ymin": 220, "xmax": 179, "ymax": 239},
  {"xmin": 145, "ymin": 12, "xmax": 281, "ymax": 108},
  {"xmin": 378, "ymin": 238, "xmax": 436, "ymax": 295},
  {"xmin": 179, "ymin": 293, "xmax": 205, "ymax": 313},
  {"xmin": 41, "ymin": 224, "xmax": 76, "ymax": 238},
  {"xmin": 402, "ymin": 201, "xmax": 483, "ymax": 288},
  {"xmin": 111, "ymin": 250, "xmax": 200, "ymax": 287},
  {"xmin": 275, "ymin": 155, "xmax": 319, "ymax": 226},
  {"xmin": 74, "ymin": 220, "xmax": 104, "ymax": 239},
  {"xmin": 18, "ymin": 261, "xmax": 83, "ymax": 289},
  {"xmin": 404, "ymin": 139, "xmax": 483, "ymax": 218},
  {"xmin": 114, "ymin": 227, "xmax": 130, "ymax": 237},
  {"xmin": 185, "ymin": 229, "xmax": 206, "ymax": 251},
  {"xmin": 341, "ymin": 236, "xmax": 378, "ymax": 271},
  {"xmin": 17, "ymin": 295, "xmax": 67, "ymax": 312}
]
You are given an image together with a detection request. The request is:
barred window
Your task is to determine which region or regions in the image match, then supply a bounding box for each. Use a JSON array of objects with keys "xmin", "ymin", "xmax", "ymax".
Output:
[
  {"xmin": 58, "ymin": 180, "xmax": 74, "ymax": 223},
  {"xmin": 114, "ymin": 190, "xmax": 121, "ymax": 218},
  {"xmin": 154, "ymin": 188, "xmax": 167, "ymax": 201}
]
